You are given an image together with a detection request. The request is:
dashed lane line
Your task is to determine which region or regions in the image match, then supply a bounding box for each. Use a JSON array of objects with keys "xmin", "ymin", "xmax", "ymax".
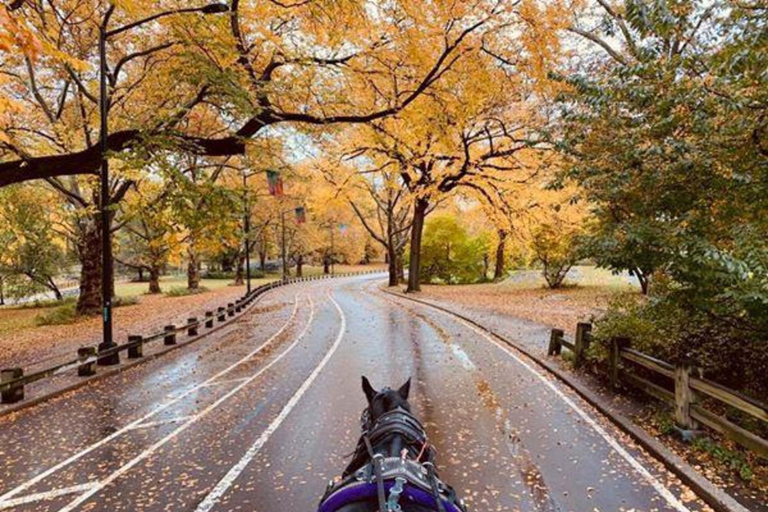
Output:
[
  {"xmin": 192, "ymin": 290, "xmax": 347, "ymax": 512},
  {"xmin": 54, "ymin": 295, "xmax": 317, "ymax": 512},
  {"xmin": 0, "ymin": 294, "xmax": 301, "ymax": 508}
]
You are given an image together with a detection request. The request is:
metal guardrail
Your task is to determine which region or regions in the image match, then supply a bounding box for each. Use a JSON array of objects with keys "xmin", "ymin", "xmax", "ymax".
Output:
[
  {"xmin": 0, "ymin": 269, "xmax": 384, "ymax": 405},
  {"xmin": 547, "ymin": 323, "xmax": 768, "ymax": 457}
]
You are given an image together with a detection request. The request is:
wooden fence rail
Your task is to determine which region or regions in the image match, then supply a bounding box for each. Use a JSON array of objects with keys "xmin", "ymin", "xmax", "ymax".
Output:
[
  {"xmin": 548, "ymin": 324, "xmax": 768, "ymax": 457},
  {"xmin": 0, "ymin": 270, "xmax": 383, "ymax": 406}
]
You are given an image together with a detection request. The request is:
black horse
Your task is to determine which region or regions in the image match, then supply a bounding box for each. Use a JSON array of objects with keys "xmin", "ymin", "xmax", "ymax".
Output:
[{"xmin": 318, "ymin": 377, "xmax": 465, "ymax": 512}]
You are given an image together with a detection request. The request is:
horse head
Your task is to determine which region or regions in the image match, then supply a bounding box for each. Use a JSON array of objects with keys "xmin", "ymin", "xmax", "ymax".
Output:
[
  {"xmin": 319, "ymin": 376, "xmax": 465, "ymax": 512},
  {"xmin": 361, "ymin": 375, "xmax": 411, "ymax": 426}
]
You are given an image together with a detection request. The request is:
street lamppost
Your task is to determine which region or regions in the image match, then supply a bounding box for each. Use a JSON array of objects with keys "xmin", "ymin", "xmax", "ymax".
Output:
[
  {"xmin": 97, "ymin": 3, "xmax": 228, "ymax": 365},
  {"xmin": 330, "ymin": 225, "xmax": 335, "ymax": 276},
  {"xmin": 277, "ymin": 204, "xmax": 304, "ymax": 281},
  {"xmin": 281, "ymin": 209, "xmax": 287, "ymax": 281},
  {"xmin": 242, "ymin": 172, "xmax": 252, "ymax": 294},
  {"xmin": 320, "ymin": 222, "xmax": 336, "ymax": 275}
]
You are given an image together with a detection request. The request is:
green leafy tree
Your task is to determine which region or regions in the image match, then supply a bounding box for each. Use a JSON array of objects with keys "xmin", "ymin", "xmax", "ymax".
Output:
[
  {"xmin": 0, "ymin": 186, "xmax": 68, "ymax": 300},
  {"xmin": 560, "ymin": 1, "xmax": 767, "ymax": 395},
  {"xmin": 559, "ymin": 0, "xmax": 767, "ymax": 329},
  {"xmin": 529, "ymin": 222, "xmax": 580, "ymax": 289},
  {"xmin": 419, "ymin": 215, "xmax": 489, "ymax": 284}
]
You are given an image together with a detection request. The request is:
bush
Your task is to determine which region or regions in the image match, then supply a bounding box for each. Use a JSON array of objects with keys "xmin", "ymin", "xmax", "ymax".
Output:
[
  {"xmin": 35, "ymin": 302, "xmax": 78, "ymax": 326},
  {"xmin": 165, "ymin": 286, "xmax": 209, "ymax": 297},
  {"xmin": 420, "ymin": 215, "xmax": 490, "ymax": 284},
  {"xmin": 203, "ymin": 271, "xmax": 235, "ymax": 280},
  {"xmin": 592, "ymin": 293, "xmax": 768, "ymax": 399},
  {"xmin": 15, "ymin": 296, "xmax": 76, "ymax": 310},
  {"xmin": 529, "ymin": 223, "xmax": 580, "ymax": 289},
  {"xmin": 114, "ymin": 296, "xmax": 140, "ymax": 307}
]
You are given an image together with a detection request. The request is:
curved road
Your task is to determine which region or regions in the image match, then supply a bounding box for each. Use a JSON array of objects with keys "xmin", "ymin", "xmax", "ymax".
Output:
[{"xmin": 0, "ymin": 275, "xmax": 711, "ymax": 512}]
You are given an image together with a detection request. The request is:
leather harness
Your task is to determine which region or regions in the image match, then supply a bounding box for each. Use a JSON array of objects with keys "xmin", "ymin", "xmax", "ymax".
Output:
[{"xmin": 318, "ymin": 408, "xmax": 465, "ymax": 512}]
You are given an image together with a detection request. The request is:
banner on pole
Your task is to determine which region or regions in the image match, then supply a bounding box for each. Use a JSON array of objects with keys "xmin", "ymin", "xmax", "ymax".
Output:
[
  {"xmin": 338, "ymin": 224, "xmax": 348, "ymax": 236},
  {"xmin": 295, "ymin": 206, "xmax": 306, "ymax": 224},
  {"xmin": 266, "ymin": 170, "xmax": 284, "ymax": 196}
]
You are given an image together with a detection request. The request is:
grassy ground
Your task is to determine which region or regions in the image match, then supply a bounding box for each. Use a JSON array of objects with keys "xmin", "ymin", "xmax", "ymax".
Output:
[
  {"xmin": 0, "ymin": 277, "xmax": 258, "ymax": 336},
  {"xmin": 419, "ymin": 265, "xmax": 640, "ymax": 330},
  {"xmin": 115, "ymin": 276, "xmax": 238, "ymax": 296}
]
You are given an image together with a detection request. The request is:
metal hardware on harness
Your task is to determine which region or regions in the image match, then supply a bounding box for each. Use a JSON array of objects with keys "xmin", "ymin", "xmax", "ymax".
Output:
[{"xmin": 386, "ymin": 477, "xmax": 406, "ymax": 512}]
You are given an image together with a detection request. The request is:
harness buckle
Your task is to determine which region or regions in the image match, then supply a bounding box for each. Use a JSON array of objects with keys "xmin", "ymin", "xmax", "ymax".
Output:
[{"xmin": 386, "ymin": 477, "xmax": 406, "ymax": 512}]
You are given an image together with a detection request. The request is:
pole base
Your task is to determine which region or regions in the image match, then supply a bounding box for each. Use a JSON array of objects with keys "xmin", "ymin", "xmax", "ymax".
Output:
[{"xmin": 97, "ymin": 343, "xmax": 120, "ymax": 366}]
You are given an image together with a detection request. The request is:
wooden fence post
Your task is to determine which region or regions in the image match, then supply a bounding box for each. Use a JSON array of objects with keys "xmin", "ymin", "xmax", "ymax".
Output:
[
  {"xmin": 573, "ymin": 323, "xmax": 592, "ymax": 369},
  {"xmin": 187, "ymin": 317, "xmax": 198, "ymax": 336},
  {"xmin": 164, "ymin": 325, "xmax": 177, "ymax": 346},
  {"xmin": 205, "ymin": 311, "xmax": 214, "ymax": 328},
  {"xmin": 227, "ymin": 303, "xmax": 235, "ymax": 317},
  {"xmin": 609, "ymin": 337, "xmax": 630, "ymax": 388},
  {"xmin": 547, "ymin": 329, "xmax": 564, "ymax": 356},
  {"xmin": 128, "ymin": 335, "xmax": 143, "ymax": 359},
  {"xmin": 675, "ymin": 360, "xmax": 697, "ymax": 430},
  {"xmin": 77, "ymin": 347, "xmax": 97, "ymax": 376},
  {"xmin": 1, "ymin": 368, "xmax": 24, "ymax": 403},
  {"xmin": 217, "ymin": 307, "xmax": 226, "ymax": 322}
]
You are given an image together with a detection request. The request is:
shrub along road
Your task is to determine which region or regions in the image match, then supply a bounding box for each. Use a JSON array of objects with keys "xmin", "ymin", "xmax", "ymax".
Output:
[{"xmin": 0, "ymin": 275, "xmax": 712, "ymax": 512}]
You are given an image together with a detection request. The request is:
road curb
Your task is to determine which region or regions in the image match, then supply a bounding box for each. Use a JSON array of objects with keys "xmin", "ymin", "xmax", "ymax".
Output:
[
  {"xmin": 0, "ymin": 285, "xmax": 281, "ymax": 419},
  {"xmin": 381, "ymin": 287, "xmax": 750, "ymax": 512}
]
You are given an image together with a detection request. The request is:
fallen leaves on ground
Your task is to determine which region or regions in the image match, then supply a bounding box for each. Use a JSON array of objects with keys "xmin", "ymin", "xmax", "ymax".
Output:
[
  {"xmin": 419, "ymin": 282, "xmax": 630, "ymax": 330},
  {"xmin": 0, "ymin": 285, "xmax": 250, "ymax": 369}
]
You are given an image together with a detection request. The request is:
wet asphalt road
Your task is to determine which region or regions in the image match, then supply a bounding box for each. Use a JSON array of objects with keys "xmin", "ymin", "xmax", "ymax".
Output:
[{"xmin": 0, "ymin": 275, "xmax": 711, "ymax": 512}]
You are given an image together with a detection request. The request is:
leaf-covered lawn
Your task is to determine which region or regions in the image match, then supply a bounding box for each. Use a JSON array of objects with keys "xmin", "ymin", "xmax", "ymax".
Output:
[
  {"xmin": 419, "ymin": 266, "xmax": 640, "ymax": 330},
  {"xmin": 0, "ymin": 279, "xmax": 262, "ymax": 370},
  {"xmin": 0, "ymin": 264, "xmax": 385, "ymax": 370}
]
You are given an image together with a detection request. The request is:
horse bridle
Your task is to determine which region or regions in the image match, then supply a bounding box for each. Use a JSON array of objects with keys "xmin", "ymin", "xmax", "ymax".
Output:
[{"xmin": 357, "ymin": 406, "xmax": 448, "ymax": 512}]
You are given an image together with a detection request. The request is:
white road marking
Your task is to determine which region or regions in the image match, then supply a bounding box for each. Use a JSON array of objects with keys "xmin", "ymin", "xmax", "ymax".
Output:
[
  {"xmin": 385, "ymin": 292, "xmax": 692, "ymax": 512},
  {"xmin": 128, "ymin": 416, "xmax": 196, "ymax": 430},
  {"xmin": 54, "ymin": 296, "xmax": 317, "ymax": 512},
  {"xmin": 192, "ymin": 291, "xmax": 347, "ymax": 512},
  {"xmin": 0, "ymin": 483, "xmax": 97, "ymax": 510},
  {"xmin": 0, "ymin": 293, "xmax": 300, "ymax": 507},
  {"xmin": 201, "ymin": 377, "xmax": 252, "ymax": 387}
]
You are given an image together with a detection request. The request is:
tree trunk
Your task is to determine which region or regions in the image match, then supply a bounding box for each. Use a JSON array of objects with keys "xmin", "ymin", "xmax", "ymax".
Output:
[
  {"xmin": 636, "ymin": 268, "xmax": 650, "ymax": 295},
  {"xmin": 187, "ymin": 242, "xmax": 200, "ymax": 290},
  {"xmin": 258, "ymin": 232, "xmax": 268, "ymax": 270},
  {"xmin": 46, "ymin": 276, "xmax": 63, "ymax": 301},
  {"xmin": 494, "ymin": 229, "xmax": 507, "ymax": 280},
  {"xmin": 148, "ymin": 266, "xmax": 161, "ymax": 294},
  {"xmin": 406, "ymin": 198, "xmax": 429, "ymax": 293},
  {"xmin": 138, "ymin": 267, "xmax": 144, "ymax": 282},
  {"xmin": 76, "ymin": 217, "xmax": 104, "ymax": 315},
  {"xmin": 0, "ymin": 276, "xmax": 4, "ymax": 305},
  {"xmin": 295, "ymin": 254, "xmax": 303, "ymax": 277},
  {"xmin": 387, "ymin": 243, "xmax": 398, "ymax": 287},
  {"xmin": 235, "ymin": 254, "xmax": 245, "ymax": 285},
  {"xmin": 396, "ymin": 247, "xmax": 405, "ymax": 283},
  {"xmin": 221, "ymin": 256, "xmax": 234, "ymax": 272},
  {"xmin": 323, "ymin": 256, "xmax": 330, "ymax": 274}
]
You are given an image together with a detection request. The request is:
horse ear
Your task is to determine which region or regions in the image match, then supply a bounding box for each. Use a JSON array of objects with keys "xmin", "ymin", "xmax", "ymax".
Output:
[
  {"xmin": 398, "ymin": 378, "xmax": 411, "ymax": 400},
  {"xmin": 362, "ymin": 376, "xmax": 376, "ymax": 402}
]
